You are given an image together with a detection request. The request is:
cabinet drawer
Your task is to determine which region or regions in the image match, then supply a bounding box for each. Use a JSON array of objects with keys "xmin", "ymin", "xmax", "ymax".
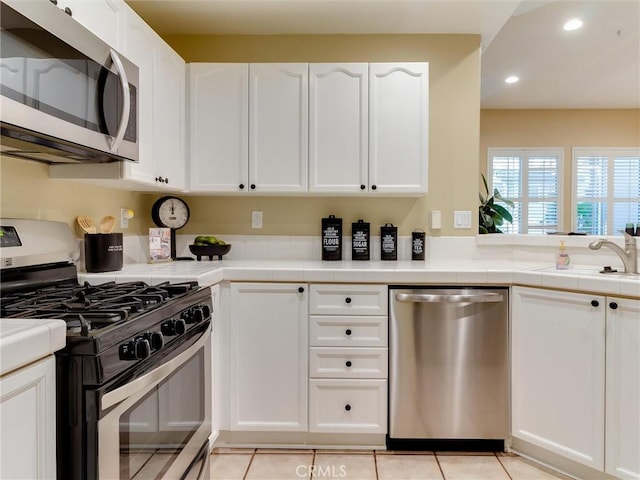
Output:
[
  {"xmin": 309, "ymin": 379, "xmax": 387, "ymax": 434},
  {"xmin": 309, "ymin": 284, "xmax": 387, "ymax": 316},
  {"xmin": 310, "ymin": 315, "xmax": 388, "ymax": 347},
  {"xmin": 309, "ymin": 347, "xmax": 388, "ymax": 379}
]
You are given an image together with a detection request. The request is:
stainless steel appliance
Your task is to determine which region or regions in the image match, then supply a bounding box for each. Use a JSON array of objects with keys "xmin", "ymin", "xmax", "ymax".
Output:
[
  {"xmin": 388, "ymin": 287, "xmax": 509, "ymax": 450},
  {"xmin": 0, "ymin": 219, "xmax": 211, "ymax": 480},
  {"xmin": 0, "ymin": 0, "xmax": 138, "ymax": 163}
]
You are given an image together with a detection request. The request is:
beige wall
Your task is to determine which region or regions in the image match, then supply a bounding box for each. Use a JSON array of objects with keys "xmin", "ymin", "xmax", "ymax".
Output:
[
  {"xmin": 480, "ymin": 109, "xmax": 640, "ymax": 232},
  {"xmin": 0, "ymin": 155, "xmax": 154, "ymax": 236},
  {"xmin": 0, "ymin": 34, "xmax": 482, "ymax": 237}
]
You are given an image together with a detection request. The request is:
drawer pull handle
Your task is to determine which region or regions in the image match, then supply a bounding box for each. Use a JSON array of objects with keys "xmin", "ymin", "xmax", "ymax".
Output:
[
  {"xmin": 345, "ymin": 361, "xmax": 352, "ymax": 367},
  {"xmin": 345, "ymin": 404, "xmax": 351, "ymax": 411},
  {"xmin": 591, "ymin": 300, "xmax": 600, "ymax": 307},
  {"xmin": 298, "ymin": 287, "xmax": 304, "ymax": 293},
  {"xmin": 345, "ymin": 329, "xmax": 352, "ymax": 336},
  {"xmin": 345, "ymin": 297, "xmax": 352, "ymax": 304}
]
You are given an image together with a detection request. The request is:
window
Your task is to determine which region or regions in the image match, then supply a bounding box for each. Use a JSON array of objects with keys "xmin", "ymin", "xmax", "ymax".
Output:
[
  {"xmin": 488, "ymin": 148, "xmax": 563, "ymax": 234},
  {"xmin": 573, "ymin": 148, "xmax": 640, "ymax": 235}
]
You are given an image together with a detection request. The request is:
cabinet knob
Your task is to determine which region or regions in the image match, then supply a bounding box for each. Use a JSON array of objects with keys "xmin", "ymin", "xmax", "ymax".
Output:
[
  {"xmin": 49, "ymin": 0, "xmax": 58, "ymax": 5},
  {"xmin": 609, "ymin": 301, "xmax": 618, "ymax": 310},
  {"xmin": 239, "ymin": 184, "xmax": 245, "ymax": 190},
  {"xmin": 360, "ymin": 184, "xmax": 366, "ymax": 190},
  {"xmin": 345, "ymin": 361, "xmax": 352, "ymax": 367},
  {"xmin": 591, "ymin": 300, "xmax": 600, "ymax": 307},
  {"xmin": 164, "ymin": 177, "xmax": 169, "ymax": 184},
  {"xmin": 345, "ymin": 329, "xmax": 352, "ymax": 336},
  {"xmin": 250, "ymin": 184, "xmax": 256, "ymax": 190},
  {"xmin": 371, "ymin": 185, "xmax": 377, "ymax": 190},
  {"xmin": 345, "ymin": 404, "xmax": 351, "ymax": 411},
  {"xmin": 298, "ymin": 286, "xmax": 304, "ymax": 293},
  {"xmin": 345, "ymin": 297, "xmax": 352, "ymax": 304},
  {"xmin": 64, "ymin": 6, "xmax": 72, "ymax": 15}
]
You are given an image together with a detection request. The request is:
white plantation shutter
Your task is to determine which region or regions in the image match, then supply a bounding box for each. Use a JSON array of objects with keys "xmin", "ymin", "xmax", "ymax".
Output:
[
  {"xmin": 488, "ymin": 148, "xmax": 562, "ymax": 234},
  {"xmin": 573, "ymin": 148, "xmax": 640, "ymax": 235}
]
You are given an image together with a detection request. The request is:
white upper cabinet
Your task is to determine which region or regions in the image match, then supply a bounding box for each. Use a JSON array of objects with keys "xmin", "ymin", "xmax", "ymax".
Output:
[
  {"xmin": 59, "ymin": 0, "xmax": 125, "ymax": 50},
  {"xmin": 188, "ymin": 64, "xmax": 249, "ymax": 192},
  {"xmin": 249, "ymin": 63, "xmax": 309, "ymax": 193},
  {"xmin": 369, "ymin": 63, "xmax": 429, "ymax": 194},
  {"xmin": 309, "ymin": 63, "xmax": 368, "ymax": 193}
]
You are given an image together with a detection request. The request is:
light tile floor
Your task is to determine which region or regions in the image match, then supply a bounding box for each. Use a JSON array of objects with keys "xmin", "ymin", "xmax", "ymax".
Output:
[{"xmin": 210, "ymin": 449, "xmax": 573, "ymax": 480}]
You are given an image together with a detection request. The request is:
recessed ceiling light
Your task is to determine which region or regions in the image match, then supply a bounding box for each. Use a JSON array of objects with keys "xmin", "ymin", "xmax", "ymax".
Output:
[
  {"xmin": 563, "ymin": 18, "xmax": 583, "ymax": 31},
  {"xmin": 505, "ymin": 76, "xmax": 519, "ymax": 84}
]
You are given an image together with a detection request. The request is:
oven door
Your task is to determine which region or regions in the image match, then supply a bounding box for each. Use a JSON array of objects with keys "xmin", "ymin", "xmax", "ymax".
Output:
[{"xmin": 96, "ymin": 324, "xmax": 211, "ymax": 480}]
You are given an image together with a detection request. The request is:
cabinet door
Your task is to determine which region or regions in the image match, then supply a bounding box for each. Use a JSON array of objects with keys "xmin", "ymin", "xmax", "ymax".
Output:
[
  {"xmin": 511, "ymin": 287, "xmax": 605, "ymax": 470},
  {"xmin": 121, "ymin": 7, "xmax": 157, "ymax": 186},
  {"xmin": 188, "ymin": 64, "xmax": 249, "ymax": 192},
  {"xmin": 61, "ymin": 0, "xmax": 125, "ymax": 50},
  {"xmin": 369, "ymin": 63, "xmax": 428, "ymax": 194},
  {"xmin": 605, "ymin": 297, "xmax": 640, "ymax": 480},
  {"xmin": 309, "ymin": 63, "xmax": 368, "ymax": 193},
  {"xmin": 229, "ymin": 283, "xmax": 308, "ymax": 431},
  {"xmin": 0, "ymin": 356, "xmax": 56, "ymax": 480},
  {"xmin": 153, "ymin": 40, "xmax": 186, "ymax": 190},
  {"xmin": 249, "ymin": 63, "xmax": 308, "ymax": 193}
]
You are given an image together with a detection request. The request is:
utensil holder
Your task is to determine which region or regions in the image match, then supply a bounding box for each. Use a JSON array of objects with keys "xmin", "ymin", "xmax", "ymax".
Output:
[{"xmin": 85, "ymin": 233, "xmax": 123, "ymax": 272}]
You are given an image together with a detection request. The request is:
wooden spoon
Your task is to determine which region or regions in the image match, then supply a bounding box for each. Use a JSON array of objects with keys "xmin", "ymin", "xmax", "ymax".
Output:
[
  {"xmin": 77, "ymin": 216, "xmax": 97, "ymax": 234},
  {"xmin": 99, "ymin": 215, "xmax": 116, "ymax": 233}
]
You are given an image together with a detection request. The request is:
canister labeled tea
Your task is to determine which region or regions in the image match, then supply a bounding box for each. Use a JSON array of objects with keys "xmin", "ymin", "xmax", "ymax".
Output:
[
  {"xmin": 380, "ymin": 223, "xmax": 397, "ymax": 261},
  {"xmin": 412, "ymin": 230, "xmax": 425, "ymax": 261},
  {"xmin": 321, "ymin": 215, "xmax": 342, "ymax": 261},
  {"xmin": 352, "ymin": 219, "xmax": 370, "ymax": 260}
]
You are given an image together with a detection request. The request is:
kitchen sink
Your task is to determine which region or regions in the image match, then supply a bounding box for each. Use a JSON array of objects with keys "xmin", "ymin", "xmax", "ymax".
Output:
[{"xmin": 528, "ymin": 265, "xmax": 640, "ymax": 277}]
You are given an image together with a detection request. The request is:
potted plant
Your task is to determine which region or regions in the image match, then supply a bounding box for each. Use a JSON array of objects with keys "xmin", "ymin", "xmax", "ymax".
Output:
[{"xmin": 479, "ymin": 174, "xmax": 514, "ymax": 234}]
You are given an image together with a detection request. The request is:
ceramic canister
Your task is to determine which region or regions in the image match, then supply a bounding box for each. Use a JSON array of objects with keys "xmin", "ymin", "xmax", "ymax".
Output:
[
  {"xmin": 380, "ymin": 223, "xmax": 397, "ymax": 261},
  {"xmin": 412, "ymin": 230, "xmax": 426, "ymax": 261},
  {"xmin": 352, "ymin": 219, "xmax": 370, "ymax": 261},
  {"xmin": 84, "ymin": 233, "xmax": 123, "ymax": 272},
  {"xmin": 321, "ymin": 215, "xmax": 342, "ymax": 261}
]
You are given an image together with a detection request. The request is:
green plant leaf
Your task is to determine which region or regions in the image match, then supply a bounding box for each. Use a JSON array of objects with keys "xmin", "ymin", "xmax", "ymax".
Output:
[
  {"xmin": 481, "ymin": 173, "xmax": 489, "ymax": 196},
  {"xmin": 492, "ymin": 203, "xmax": 513, "ymax": 223}
]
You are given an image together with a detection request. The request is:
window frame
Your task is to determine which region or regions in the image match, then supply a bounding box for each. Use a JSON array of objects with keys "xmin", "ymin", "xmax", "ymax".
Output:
[
  {"xmin": 487, "ymin": 147, "xmax": 564, "ymax": 234},
  {"xmin": 571, "ymin": 147, "xmax": 640, "ymax": 236}
]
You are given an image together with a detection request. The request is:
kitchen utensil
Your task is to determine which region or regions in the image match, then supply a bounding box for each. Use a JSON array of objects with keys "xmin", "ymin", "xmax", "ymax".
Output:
[
  {"xmin": 77, "ymin": 216, "xmax": 97, "ymax": 234},
  {"xmin": 99, "ymin": 215, "xmax": 116, "ymax": 233}
]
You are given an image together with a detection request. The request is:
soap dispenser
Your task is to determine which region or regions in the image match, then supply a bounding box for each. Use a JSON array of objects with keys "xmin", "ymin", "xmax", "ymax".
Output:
[{"xmin": 556, "ymin": 240, "xmax": 570, "ymax": 270}]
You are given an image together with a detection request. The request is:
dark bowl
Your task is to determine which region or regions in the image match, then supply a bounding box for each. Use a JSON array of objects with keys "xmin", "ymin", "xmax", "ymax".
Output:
[{"xmin": 189, "ymin": 244, "xmax": 232, "ymax": 260}]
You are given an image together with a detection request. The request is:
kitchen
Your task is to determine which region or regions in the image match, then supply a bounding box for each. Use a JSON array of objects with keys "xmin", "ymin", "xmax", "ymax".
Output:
[{"xmin": 1, "ymin": 1, "xmax": 639, "ymax": 479}]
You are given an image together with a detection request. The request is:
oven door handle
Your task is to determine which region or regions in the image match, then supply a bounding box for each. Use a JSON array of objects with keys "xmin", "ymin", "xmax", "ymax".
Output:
[{"xmin": 101, "ymin": 328, "xmax": 209, "ymax": 411}]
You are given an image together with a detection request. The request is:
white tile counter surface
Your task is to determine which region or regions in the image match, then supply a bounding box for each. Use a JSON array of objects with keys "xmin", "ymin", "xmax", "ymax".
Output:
[
  {"xmin": 78, "ymin": 260, "xmax": 640, "ymax": 298},
  {"xmin": 0, "ymin": 319, "xmax": 66, "ymax": 376}
]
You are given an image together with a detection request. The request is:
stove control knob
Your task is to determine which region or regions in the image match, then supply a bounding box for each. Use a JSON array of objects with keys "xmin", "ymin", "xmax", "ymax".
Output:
[
  {"xmin": 193, "ymin": 307, "xmax": 205, "ymax": 324},
  {"xmin": 201, "ymin": 304, "xmax": 211, "ymax": 319},
  {"xmin": 175, "ymin": 318, "xmax": 187, "ymax": 335},
  {"xmin": 144, "ymin": 332, "xmax": 164, "ymax": 350},
  {"xmin": 161, "ymin": 319, "xmax": 187, "ymax": 336},
  {"xmin": 181, "ymin": 309, "xmax": 195, "ymax": 324},
  {"xmin": 135, "ymin": 338, "xmax": 151, "ymax": 359}
]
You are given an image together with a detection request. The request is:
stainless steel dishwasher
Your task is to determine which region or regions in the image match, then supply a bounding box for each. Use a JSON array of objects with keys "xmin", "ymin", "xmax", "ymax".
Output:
[{"xmin": 388, "ymin": 287, "xmax": 509, "ymax": 450}]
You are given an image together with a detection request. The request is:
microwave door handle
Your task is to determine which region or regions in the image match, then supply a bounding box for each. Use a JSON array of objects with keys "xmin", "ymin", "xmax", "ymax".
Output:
[{"xmin": 108, "ymin": 48, "xmax": 130, "ymax": 152}]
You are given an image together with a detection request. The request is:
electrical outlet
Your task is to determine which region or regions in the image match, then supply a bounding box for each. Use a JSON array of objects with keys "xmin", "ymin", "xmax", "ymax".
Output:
[{"xmin": 251, "ymin": 211, "xmax": 263, "ymax": 229}]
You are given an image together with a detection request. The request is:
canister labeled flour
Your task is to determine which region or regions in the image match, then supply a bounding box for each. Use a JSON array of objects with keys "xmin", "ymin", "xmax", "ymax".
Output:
[
  {"xmin": 380, "ymin": 223, "xmax": 397, "ymax": 261},
  {"xmin": 352, "ymin": 219, "xmax": 370, "ymax": 260},
  {"xmin": 412, "ymin": 230, "xmax": 425, "ymax": 261},
  {"xmin": 321, "ymin": 215, "xmax": 342, "ymax": 261}
]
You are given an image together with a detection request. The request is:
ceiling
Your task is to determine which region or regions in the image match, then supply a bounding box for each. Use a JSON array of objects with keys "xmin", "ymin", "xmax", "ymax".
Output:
[{"xmin": 126, "ymin": 0, "xmax": 640, "ymax": 109}]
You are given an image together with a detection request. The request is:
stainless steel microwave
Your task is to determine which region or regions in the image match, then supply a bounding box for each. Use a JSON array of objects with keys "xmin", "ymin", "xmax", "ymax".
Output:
[{"xmin": 0, "ymin": 0, "xmax": 139, "ymax": 163}]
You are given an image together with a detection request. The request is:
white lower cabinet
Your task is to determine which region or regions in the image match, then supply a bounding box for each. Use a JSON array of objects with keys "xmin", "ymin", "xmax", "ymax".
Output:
[
  {"xmin": 308, "ymin": 284, "xmax": 388, "ymax": 434},
  {"xmin": 605, "ymin": 297, "xmax": 640, "ymax": 480},
  {"xmin": 512, "ymin": 287, "xmax": 640, "ymax": 479},
  {"xmin": 229, "ymin": 283, "xmax": 308, "ymax": 431},
  {"xmin": 0, "ymin": 356, "xmax": 57, "ymax": 480}
]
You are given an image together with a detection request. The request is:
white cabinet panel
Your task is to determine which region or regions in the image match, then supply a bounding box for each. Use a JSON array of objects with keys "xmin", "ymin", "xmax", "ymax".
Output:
[
  {"xmin": 511, "ymin": 287, "xmax": 605, "ymax": 470},
  {"xmin": 605, "ymin": 297, "xmax": 640, "ymax": 480},
  {"xmin": 309, "ymin": 63, "xmax": 368, "ymax": 193},
  {"xmin": 229, "ymin": 283, "xmax": 308, "ymax": 431},
  {"xmin": 309, "ymin": 379, "xmax": 387, "ymax": 434},
  {"xmin": 61, "ymin": 0, "xmax": 125, "ymax": 50},
  {"xmin": 309, "ymin": 315, "xmax": 388, "ymax": 347},
  {"xmin": 309, "ymin": 284, "xmax": 388, "ymax": 316},
  {"xmin": 249, "ymin": 63, "xmax": 308, "ymax": 193},
  {"xmin": 369, "ymin": 63, "xmax": 428, "ymax": 194},
  {"xmin": 0, "ymin": 356, "xmax": 56, "ymax": 480},
  {"xmin": 309, "ymin": 347, "xmax": 388, "ymax": 379},
  {"xmin": 188, "ymin": 64, "xmax": 249, "ymax": 192}
]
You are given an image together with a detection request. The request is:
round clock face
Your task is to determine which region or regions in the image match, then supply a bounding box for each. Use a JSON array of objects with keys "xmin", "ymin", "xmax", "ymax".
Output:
[{"xmin": 152, "ymin": 196, "xmax": 190, "ymax": 230}]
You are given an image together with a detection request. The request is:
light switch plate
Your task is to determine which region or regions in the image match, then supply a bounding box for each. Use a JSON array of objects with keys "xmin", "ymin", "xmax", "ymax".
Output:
[
  {"xmin": 430, "ymin": 210, "xmax": 442, "ymax": 229},
  {"xmin": 454, "ymin": 210, "xmax": 472, "ymax": 229}
]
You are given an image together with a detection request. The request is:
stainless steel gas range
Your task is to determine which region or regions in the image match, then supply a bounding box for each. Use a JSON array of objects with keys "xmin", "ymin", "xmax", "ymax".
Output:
[{"xmin": 0, "ymin": 219, "xmax": 212, "ymax": 480}]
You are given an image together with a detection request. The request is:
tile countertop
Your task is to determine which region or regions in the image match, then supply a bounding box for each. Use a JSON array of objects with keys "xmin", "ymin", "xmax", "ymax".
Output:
[
  {"xmin": 0, "ymin": 319, "xmax": 67, "ymax": 376},
  {"xmin": 78, "ymin": 259, "xmax": 640, "ymax": 298}
]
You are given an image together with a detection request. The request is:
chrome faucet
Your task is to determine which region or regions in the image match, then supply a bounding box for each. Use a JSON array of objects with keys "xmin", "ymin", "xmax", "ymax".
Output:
[{"xmin": 588, "ymin": 231, "xmax": 638, "ymax": 274}]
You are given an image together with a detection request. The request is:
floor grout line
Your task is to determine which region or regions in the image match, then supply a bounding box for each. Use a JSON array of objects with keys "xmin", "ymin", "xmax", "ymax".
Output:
[
  {"xmin": 434, "ymin": 452, "xmax": 447, "ymax": 480},
  {"xmin": 496, "ymin": 453, "xmax": 515, "ymax": 480},
  {"xmin": 240, "ymin": 448, "xmax": 256, "ymax": 480}
]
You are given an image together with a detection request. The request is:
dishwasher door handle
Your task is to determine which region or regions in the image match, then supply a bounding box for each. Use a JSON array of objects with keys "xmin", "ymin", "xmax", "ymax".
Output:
[{"xmin": 395, "ymin": 292, "xmax": 504, "ymax": 303}]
